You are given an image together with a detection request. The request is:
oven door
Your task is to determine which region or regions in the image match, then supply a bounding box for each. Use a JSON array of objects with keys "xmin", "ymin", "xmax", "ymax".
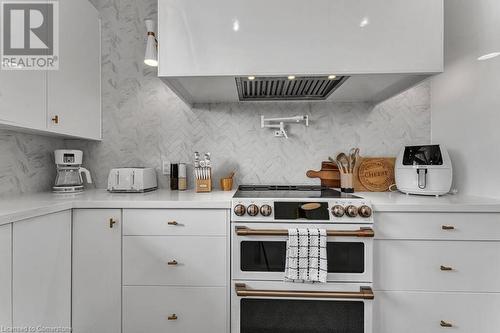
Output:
[
  {"xmin": 231, "ymin": 281, "xmax": 373, "ymax": 333},
  {"xmin": 232, "ymin": 223, "xmax": 373, "ymax": 282}
]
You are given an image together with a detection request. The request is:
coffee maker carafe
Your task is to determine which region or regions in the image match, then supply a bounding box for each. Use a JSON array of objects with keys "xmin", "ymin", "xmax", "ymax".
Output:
[{"xmin": 53, "ymin": 150, "xmax": 92, "ymax": 193}]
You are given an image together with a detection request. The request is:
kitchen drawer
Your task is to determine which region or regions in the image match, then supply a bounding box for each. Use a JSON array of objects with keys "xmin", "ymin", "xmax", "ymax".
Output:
[
  {"xmin": 374, "ymin": 212, "xmax": 500, "ymax": 240},
  {"xmin": 123, "ymin": 286, "xmax": 227, "ymax": 333},
  {"xmin": 374, "ymin": 291, "xmax": 500, "ymax": 333},
  {"xmin": 123, "ymin": 209, "xmax": 227, "ymax": 236},
  {"xmin": 123, "ymin": 236, "xmax": 226, "ymax": 286},
  {"xmin": 374, "ymin": 240, "xmax": 500, "ymax": 292}
]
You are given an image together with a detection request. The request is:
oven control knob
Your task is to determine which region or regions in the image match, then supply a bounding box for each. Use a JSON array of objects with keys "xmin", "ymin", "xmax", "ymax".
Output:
[
  {"xmin": 346, "ymin": 205, "xmax": 359, "ymax": 218},
  {"xmin": 358, "ymin": 205, "xmax": 373, "ymax": 218},
  {"xmin": 260, "ymin": 204, "xmax": 272, "ymax": 217},
  {"xmin": 234, "ymin": 204, "xmax": 246, "ymax": 216},
  {"xmin": 247, "ymin": 204, "xmax": 259, "ymax": 216},
  {"xmin": 331, "ymin": 205, "xmax": 345, "ymax": 217}
]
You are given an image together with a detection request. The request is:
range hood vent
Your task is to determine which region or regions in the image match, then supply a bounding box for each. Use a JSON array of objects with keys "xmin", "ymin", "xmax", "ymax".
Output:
[{"xmin": 235, "ymin": 76, "xmax": 349, "ymax": 101}]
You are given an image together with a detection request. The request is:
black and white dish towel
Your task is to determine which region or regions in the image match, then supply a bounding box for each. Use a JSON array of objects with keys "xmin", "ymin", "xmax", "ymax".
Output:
[{"xmin": 285, "ymin": 228, "xmax": 327, "ymax": 283}]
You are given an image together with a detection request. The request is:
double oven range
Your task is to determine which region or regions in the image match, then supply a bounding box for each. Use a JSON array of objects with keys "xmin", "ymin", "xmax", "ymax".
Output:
[{"xmin": 231, "ymin": 185, "xmax": 374, "ymax": 333}]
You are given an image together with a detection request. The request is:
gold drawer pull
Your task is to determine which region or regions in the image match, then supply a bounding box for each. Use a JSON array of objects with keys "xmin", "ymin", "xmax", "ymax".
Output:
[
  {"xmin": 51, "ymin": 115, "xmax": 59, "ymax": 124},
  {"xmin": 109, "ymin": 218, "xmax": 117, "ymax": 228},
  {"xmin": 167, "ymin": 260, "xmax": 178, "ymax": 266},
  {"xmin": 167, "ymin": 314, "xmax": 178, "ymax": 321},
  {"xmin": 440, "ymin": 320, "xmax": 453, "ymax": 328},
  {"xmin": 168, "ymin": 221, "xmax": 179, "ymax": 225},
  {"xmin": 442, "ymin": 225, "xmax": 455, "ymax": 230},
  {"xmin": 440, "ymin": 265, "xmax": 453, "ymax": 271}
]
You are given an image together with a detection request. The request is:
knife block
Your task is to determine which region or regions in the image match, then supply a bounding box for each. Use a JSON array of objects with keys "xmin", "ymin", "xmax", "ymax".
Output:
[{"xmin": 195, "ymin": 168, "xmax": 212, "ymax": 193}]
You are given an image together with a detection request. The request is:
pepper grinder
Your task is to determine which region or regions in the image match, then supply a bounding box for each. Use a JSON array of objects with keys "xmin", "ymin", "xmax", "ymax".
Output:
[{"xmin": 170, "ymin": 163, "xmax": 178, "ymax": 190}]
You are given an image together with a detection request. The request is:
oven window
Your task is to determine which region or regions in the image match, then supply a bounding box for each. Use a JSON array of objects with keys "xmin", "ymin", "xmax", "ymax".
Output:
[
  {"xmin": 240, "ymin": 241, "xmax": 365, "ymax": 273},
  {"xmin": 241, "ymin": 298, "xmax": 364, "ymax": 333}
]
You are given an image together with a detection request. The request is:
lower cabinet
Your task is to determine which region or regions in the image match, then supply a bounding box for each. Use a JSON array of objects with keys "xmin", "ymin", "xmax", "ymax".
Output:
[
  {"xmin": 72, "ymin": 209, "xmax": 121, "ymax": 333},
  {"xmin": 0, "ymin": 224, "xmax": 12, "ymax": 328},
  {"xmin": 122, "ymin": 208, "xmax": 229, "ymax": 333},
  {"xmin": 12, "ymin": 210, "xmax": 72, "ymax": 329},
  {"xmin": 374, "ymin": 291, "xmax": 500, "ymax": 333},
  {"xmin": 374, "ymin": 212, "xmax": 500, "ymax": 333},
  {"xmin": 123, "ymin": 286, "xmax": 227, "ymax": 333}
]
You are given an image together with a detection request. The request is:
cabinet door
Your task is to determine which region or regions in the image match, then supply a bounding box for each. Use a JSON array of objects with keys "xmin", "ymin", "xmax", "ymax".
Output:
[
  {"xmin": 123, "ymin": 286, "xmax": 227, "ymax": 333},
  {"xmin": 374, "ymin": 291, "xmax": 500, "ymax": 333},
  {"xmin": 12, "ymin": 210, "xmax": 71, "ymax": 329},
  {"xmin": 0, "ymin": 224, "xmax": 12, "ymax": 328},
  {"xmin": 47, "ymin": 0, "xmax": 101, "ymax": 139},
  {"xmin": 374, "ymin": 240, "xmax": 500, "ymax": 292},
  {"xmin": 72, "ymin": 209, "xmax": 121, "ymax": 333},
  {"xmin": 0, "ymin": 71, "xmax": 46, "ymax": 129}
]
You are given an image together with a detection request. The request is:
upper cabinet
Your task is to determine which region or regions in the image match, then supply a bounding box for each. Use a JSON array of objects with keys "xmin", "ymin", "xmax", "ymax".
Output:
[
  {"xmin": 158, "ymin": 0, "xmax": 443, "ymax": 104},
  {"xmin": 0, "ymin": 0, "xmax": 101, "ymax": 140},
  {"xmin": 47, "ymin": 0, "xmax": 101, "ymax": 139},
  {"xmin": 0, "ymin": 71, "xmax": 47, "ymax": 130}
]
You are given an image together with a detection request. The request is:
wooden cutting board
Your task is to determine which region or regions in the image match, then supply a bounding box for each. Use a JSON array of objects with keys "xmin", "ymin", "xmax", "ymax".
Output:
[
  {"xmin": 354, "ymin": 157, "xmax": 396, "ymax": 192},
  {"xmin": 306, "ymin": 161, "xmax": 341, "ymax": 188}
]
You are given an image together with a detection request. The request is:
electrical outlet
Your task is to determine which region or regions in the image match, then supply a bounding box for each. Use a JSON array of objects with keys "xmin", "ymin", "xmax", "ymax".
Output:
[{"xmin": 162, "ymin": 160, "xmax": 170, "ymax": 175}]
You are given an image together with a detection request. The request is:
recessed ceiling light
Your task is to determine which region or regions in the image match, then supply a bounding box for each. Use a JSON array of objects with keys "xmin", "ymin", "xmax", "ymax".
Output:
[
  {"xmin": 477, "ymin": 52, "xmax": 500, "ymax": 61},
  {"xmin": 248, "ymin": 76, "xmax": 256, "ymax": 80},
  {"xmin": 232, "ymin": 19, "xmax": 240, "ymax": 32},
  {"xmin": 360, "ymin": 17, "xmax": 369, "ymax": 28},
  {"xmin": 328, "ymin": 75, "xmax": 337, "ymax": 80},
  {"xmin": 288, "ymin": 75, "xmax": 296, "ymax": 80}
]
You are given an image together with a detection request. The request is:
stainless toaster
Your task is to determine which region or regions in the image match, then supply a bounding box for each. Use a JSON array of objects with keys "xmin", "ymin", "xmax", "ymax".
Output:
[{"xmin": 107, "ymin": 168, "xmax": 158, "ymax": 193}]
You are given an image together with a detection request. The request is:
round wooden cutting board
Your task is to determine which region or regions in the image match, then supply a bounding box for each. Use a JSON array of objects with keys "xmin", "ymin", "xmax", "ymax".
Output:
[{"xmin": 357, "ymin": 158, "xmax": 395, "ymax": 192}]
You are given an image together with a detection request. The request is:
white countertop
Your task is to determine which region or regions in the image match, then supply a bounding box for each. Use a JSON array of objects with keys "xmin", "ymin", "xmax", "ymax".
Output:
[
  {"xmin": 0, "ymin": 189, "xmax": 236, "ymax": 225},
  {"xmin": 0, "ymin": 189, "xmax": 499, "ymax": 225},
  {"xmin": 359, "ymin": 191, "xmax": 500, "ymax": 213}
]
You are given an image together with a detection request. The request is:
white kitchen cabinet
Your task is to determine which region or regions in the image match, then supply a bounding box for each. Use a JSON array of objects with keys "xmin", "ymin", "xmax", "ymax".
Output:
[
  {"xmin": 158, "ymin": 0, "xmax": 443, "ymax": 76},
  {"xmin": 12, "ymin": 210, "xmax": 71, "ymax": 329},
  {"xmin": 47, "ymin": 0, "xmax": 101, "ymax": 140},
  {"xmin": 123, "ymin": 209, "xmax": 227, "ymax": 236},
  {"xmin": 0, "ymin": 72, "xmax": 46, "ymax": 130},
  {"xmin": 123, "ymin": 236, "xmax": 226, "ymax": 286},
  {"xmin": 374, "ymin": 212, "xmax": 500, "ymax": 240},
  {"xmin": 374, "ymin": 240, "xmax": 500, "ymax": 292},
  {"xmin": 123, "ymin": 286, "xmax": 227, "ymax": 333},
  {"xmin": 72, "ymin": 209, "xmax": 121, "ymax": 333},
  {"xmin": 0, "ymin": 224, "xmax": 12, "ymax": 328},
  {"xmin": 0, "ymin": 0, "xmax": 101, "ymax": 140},
  {"xmin": 122, "ymin": 208, "xmax": 229, "ymax": 333},
  {"xmin": 374, "ymin": 291, "xmax": 500, "ymax": 333}
]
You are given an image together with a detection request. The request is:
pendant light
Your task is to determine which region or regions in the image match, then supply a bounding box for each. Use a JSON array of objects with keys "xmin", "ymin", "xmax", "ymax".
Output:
[{"xmin": 144, "ymin": 19, "xmax": 158, "ymax": 67}]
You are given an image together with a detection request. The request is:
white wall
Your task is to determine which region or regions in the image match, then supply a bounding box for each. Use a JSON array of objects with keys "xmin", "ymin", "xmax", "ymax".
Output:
[{"xmin": 431, "ymin": 0, "xmax": 500, "ymax": 198}]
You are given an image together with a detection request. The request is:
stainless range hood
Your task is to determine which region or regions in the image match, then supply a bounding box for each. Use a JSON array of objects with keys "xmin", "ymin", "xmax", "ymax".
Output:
[{"xmin": 158, "ymin": 0, "xmax": 443, "ymax": 105}]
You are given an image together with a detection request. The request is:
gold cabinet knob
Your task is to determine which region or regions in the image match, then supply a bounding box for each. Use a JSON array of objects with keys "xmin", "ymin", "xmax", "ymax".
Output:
[
  {"xmin": 440, "ymin": 265, "xmax": 453, "ymax": 271},
  {"xmin": 167, "ymin": 314, "xmax": 178, "ymax": 321},
  {"xmin": 167, "ymin": 260, "xmax": 178, "ymax": 266},
  {"xmin": 109, "ymin": 218, "xmax": 117, "ymax": 228},
  {"xmin": 440, "ymin": 320, "xmax": 453, "ymax": 327},
  {"xmin": 168, "ymin": 221, "xmax": 178, "ymax": 225},
  {"xmin": 442, "ymin": 225, "xmax": 455, "ymax": 230},
  {"xmin": 51, "ymin": 115, "xmax": 59, "ymax": 124}
]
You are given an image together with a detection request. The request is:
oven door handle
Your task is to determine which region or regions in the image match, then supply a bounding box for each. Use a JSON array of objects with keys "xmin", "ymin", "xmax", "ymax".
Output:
[
  {"xmin": 235, "ymin": 284, "xmax": 374, "ymax": 300},
  {"xmin": 235, "ymin": 226, "xmax": 374, "ymax": 238}
]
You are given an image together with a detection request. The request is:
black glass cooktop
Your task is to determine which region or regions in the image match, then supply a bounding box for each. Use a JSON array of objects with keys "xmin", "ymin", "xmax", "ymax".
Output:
[{"xmin": 234, "ymin": 185, "xmax": 361, "ymax": 199}]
